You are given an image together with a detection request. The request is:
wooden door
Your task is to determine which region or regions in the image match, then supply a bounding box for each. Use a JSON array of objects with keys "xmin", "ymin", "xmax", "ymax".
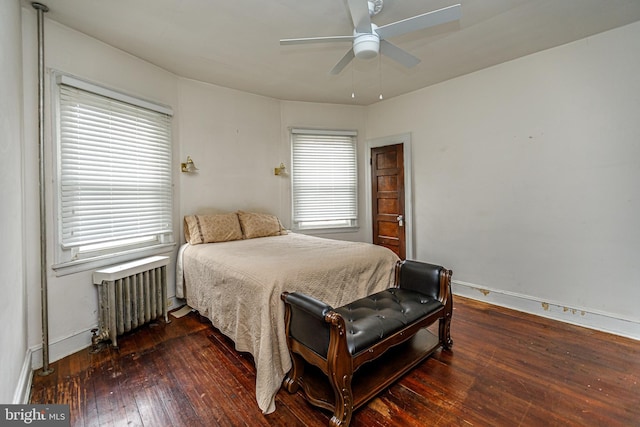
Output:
[{"xmin": 371, "ymin": 144, "xmax": 405, "ymax": 259}]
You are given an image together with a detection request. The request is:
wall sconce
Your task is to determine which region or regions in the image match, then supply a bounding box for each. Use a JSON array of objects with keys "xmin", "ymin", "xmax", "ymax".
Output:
[
  {"xmin": 181, "ymin": 156, "xmax": 199, "ymax": 173},
  {"xmin": 274, "ymin": 162, "xmax": 286, "ymax": 176}
]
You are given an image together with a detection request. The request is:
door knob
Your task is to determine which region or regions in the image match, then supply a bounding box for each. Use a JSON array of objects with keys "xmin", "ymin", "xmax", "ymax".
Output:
[{"xmin": 397, "ymin": 215, "xmax": 404, "ymax": 227}]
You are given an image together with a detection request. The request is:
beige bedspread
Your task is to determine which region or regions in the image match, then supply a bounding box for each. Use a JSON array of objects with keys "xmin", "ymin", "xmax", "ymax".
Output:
[{"xmin": 181, "ymin": 233, "xmax": 399, "ymax": 414}]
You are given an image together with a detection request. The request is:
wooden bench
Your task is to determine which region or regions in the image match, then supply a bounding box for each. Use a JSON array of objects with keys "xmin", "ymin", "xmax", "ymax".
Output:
[{"xmin": 281, "ymin": 260, "xmax": 453, "ymax": 427}]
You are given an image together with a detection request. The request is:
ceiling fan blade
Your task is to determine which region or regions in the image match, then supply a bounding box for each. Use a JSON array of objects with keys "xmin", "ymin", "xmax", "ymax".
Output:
[
  {"xmin": 376, "ymin": 3, "xmax": 461, "ymax": 40},
  {"xmin": 347, "ymin": 0, "xmax": 372, "ymax": 34},
  {"xmin": 280, "ymin": 35, "xmax": 354, "ymax": 45},
  {"xmin": 380, "ymin": 40, "xmax": 420, "ymax": 68},
  {"xmin": 330, "ymin": 49, "xmax": 355, "ymax": 75}
]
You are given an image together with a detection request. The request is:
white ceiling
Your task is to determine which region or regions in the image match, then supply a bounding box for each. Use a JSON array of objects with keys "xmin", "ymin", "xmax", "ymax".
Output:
[{"xmin": 31, "ymin": 0, "xmax": 640, "ymax": 105}]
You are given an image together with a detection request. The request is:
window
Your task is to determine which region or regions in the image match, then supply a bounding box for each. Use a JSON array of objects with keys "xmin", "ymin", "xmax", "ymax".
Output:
[
  {"xmin": 53, "ymin": 74, "xmax": 173, "ymax": 270},
  {"xmin": 291, "ymin": 129, "xmax": 358, "ymax": 231}
]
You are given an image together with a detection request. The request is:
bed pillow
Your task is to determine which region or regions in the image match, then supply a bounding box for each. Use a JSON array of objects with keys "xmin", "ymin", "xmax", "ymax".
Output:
[
  {"xmin": 237, "ymin": 211, "xmax": 286, "ymax": 239},
  {"xmin": 183, "ymin": 213, "xmax": 243, "ymax": 245}
]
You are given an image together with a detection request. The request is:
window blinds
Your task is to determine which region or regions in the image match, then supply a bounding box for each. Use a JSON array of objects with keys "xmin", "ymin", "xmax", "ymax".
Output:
[
  {"xmin": 291, "ymin": 130, "xmax": 357, "ymax": 226},
  {"xmin": 58, "ymin": 83, "xmax": 173, "ymax": 249}
]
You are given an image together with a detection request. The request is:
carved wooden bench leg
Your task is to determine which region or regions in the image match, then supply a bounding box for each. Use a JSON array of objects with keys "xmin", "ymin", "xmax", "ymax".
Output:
[
  {"xmin": 328, "ymin": 373, "xmax": 354, "ymax": 427},
  {"xmin": 440, "ymin": 281, "xmax": 454, "ymax": 350},
  {"xmin": 326, "ymin": 311, "xmax": 354, "ymax": 427},
  {"xmin": 283, "ymin": 353, "xmax": 303, "ymax": 393},
  {"xmin": 439, "ymin": 315, "xmax": 453, "ymax": 350}
]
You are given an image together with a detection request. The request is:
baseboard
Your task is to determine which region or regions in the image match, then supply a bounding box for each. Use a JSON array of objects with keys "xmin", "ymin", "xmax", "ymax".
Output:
[
  {"xmin": 31, "ymin": 295, "xmax": 181, "ymax": 370},
  {"xmin": 13, "ymin": 348, "xmax": 34, "ymax": 403},
  {"xmin": 452, "ymin": 280, "xmax": 640, "ymax": 341},
  {"xmin": 30, "ymin": 328, "xmax": 94, "ymax": 370}
]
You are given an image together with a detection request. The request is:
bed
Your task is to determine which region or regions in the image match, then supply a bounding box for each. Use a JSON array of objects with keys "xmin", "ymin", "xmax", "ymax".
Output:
[{"xmin": 176, "ymin": 211, "xmax": 400, "ymax": 414}]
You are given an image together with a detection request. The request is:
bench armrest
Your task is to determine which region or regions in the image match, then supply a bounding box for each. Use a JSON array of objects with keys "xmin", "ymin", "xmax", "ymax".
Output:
[
  {"xmin": 282, "ymin": 292, "xmax": 333, "ymax": 357},
  {"xmin": 395, "ymin": 260, "xmax": 452, "ymax": 302},
  {"xmin": 282, "ymin": 291, "xmax": 333, "ymax": 318}
]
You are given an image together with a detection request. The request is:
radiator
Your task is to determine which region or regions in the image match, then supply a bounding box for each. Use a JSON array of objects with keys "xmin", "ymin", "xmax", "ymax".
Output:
[{"xmin": 92, "ymin": 255, "xmax": 170, "ymax": 347}]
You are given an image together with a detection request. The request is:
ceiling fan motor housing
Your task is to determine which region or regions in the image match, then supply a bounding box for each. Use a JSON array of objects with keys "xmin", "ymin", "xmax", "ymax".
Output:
[
  {"xmin": 353, "ymin": 23, "xmax": 380, "ymax": 60},
  {"xmin": 353, "ymin": 33, "xmax": 380, "ymax": 59}
]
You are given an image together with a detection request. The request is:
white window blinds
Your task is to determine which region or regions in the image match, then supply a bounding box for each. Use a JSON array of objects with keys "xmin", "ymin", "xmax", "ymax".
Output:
[
  {"xmin": 291, "ymin": 129, "xmax": 358, "ymax": 229},
  {"xmin": 57, "ymin": 80, "xmax": 173, "ymax": 251}
]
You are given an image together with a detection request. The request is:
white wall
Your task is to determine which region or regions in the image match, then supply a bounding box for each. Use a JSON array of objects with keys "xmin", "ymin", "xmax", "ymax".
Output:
[
  {"xmin": 366, "ymin": 21, "xmax": 640, "ymax": 337},
  {"xmin": 177, "ymin": 78, "xmax": 282, "ymax": 222},
  {"xmin": 21, "ymin": 9, "xmax": 181, "ymax": 367},
  {"xmin": 1, "ymin": 0, "xmax": 29, "ymax": 403}
]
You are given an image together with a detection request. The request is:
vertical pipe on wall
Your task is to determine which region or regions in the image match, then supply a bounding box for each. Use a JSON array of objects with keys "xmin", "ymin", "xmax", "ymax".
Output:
[{"xmin": 32, "ymin": 1, "xmax": 53, "ymax": 376}]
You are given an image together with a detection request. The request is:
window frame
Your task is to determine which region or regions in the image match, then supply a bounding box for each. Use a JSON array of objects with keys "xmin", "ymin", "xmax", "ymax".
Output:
[
  {"xmin": 51, "ymin": 72, "xmax": 175, "ymax": 276},
  {"xmin": 290, "ymin": 128, "xmax": 359, "ymax": 233}
]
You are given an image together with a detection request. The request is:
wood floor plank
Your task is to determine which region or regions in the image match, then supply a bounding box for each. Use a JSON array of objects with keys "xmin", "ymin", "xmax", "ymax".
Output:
[
  {"xmin": 173, "ymin": 332, "xmax": 249, "ymax": 425},
  {"xmin": 30, "ymin": 298, "xmax": 640, "ymax": 426},
  {"xmin": 119, "ymin": 349, "xmax": 173, "ymax": 427}
]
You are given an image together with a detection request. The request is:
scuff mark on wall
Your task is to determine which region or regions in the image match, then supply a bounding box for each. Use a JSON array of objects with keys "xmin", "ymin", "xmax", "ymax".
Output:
[
  {"xmin": 541, "ymin": 302, "xmax": 550, "ymax": 311},
  {"xmin": 475, "ymin": 288, "xmax": 490, "ymax": 296},
  {"xmin": 562, "ymin": 306, "xmax": 587, "ymax": 316}
]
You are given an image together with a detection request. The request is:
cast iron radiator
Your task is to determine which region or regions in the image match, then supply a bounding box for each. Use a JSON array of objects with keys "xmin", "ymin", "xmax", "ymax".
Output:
[{"xmin": 92, "ymin": 255, "xmax": 170, "ymax": 347}]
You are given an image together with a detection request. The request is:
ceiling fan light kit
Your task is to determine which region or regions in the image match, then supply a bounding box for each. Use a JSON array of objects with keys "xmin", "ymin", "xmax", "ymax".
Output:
[
  {"xmin": 280, "ymin": 0, "xmax": 461, "ymax": 76},
  {"xmin": 353, "ymin": 31, "xmax": 379, "ymax": 60}
]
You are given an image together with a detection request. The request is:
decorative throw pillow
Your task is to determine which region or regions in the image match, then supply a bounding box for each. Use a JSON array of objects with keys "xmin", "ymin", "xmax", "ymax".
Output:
[
  {"xmin": 237, "ymin": 211, "xmax": 286, "ymax": 239},
  {"xmin": 183, "ymin": 213, "xmax": 243, "ymax": 245}
]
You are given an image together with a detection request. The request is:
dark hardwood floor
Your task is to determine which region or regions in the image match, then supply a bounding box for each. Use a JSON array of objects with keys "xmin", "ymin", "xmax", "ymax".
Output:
[{"xmin": 30, "ymin": 296, "xmax": 640, "ymax": 426}]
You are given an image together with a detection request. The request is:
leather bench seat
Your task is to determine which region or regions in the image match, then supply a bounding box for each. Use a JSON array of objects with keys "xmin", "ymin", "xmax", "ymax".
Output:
[{"xmin": 334, "ymin": 288, "xmax": 443, "ymax": 355}]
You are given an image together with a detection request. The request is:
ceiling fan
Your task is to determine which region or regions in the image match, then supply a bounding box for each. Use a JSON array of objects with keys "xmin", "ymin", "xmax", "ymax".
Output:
[{"xmin": 280, "ymin": 0, "xmax": 461, "ymax": 75}]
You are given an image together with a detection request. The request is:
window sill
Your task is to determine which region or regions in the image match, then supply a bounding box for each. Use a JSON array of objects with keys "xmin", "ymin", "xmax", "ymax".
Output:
[
  {"xmin": 293, "ymin": 226, "xmax": 360, "ymax": 235},
  {"xmin": 52, "ymin": 243, "xmax": 176, "ymax": 277}
]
